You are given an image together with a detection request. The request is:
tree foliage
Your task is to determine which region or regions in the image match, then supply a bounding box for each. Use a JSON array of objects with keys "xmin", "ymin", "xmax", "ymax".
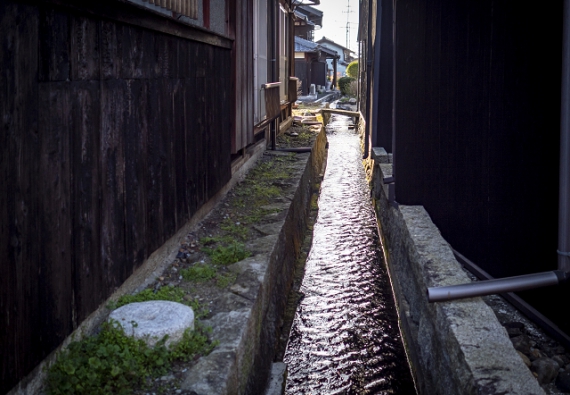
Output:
[{"xmin": 346, "ymin": 60, "xmax": 359, "ymax": 78}]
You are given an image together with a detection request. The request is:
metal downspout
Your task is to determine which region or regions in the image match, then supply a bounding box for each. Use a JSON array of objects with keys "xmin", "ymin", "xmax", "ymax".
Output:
[
  {"xmin": 362, "ymin": 0, "xmax": 374, "ymax": 159},
  {"xmin": 559, "ymin": 0, "xmax": 570, "ymax": 273},
  {"xmin": 383, "ymin": 0, "xmax": 397, "ymax": 205},
  {"xmin": 371, "ymin": 3, "xmax": 382, "ymax": 148}
]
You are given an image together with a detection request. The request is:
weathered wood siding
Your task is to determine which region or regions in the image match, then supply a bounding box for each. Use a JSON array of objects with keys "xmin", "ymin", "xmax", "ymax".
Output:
[
  {"xmin": 380, "ymin": 0, "xmax": 566, "ymax": 331},
  {"xmin": 0, "ymin": 1, "xmax": 232, "ymax": 392},
  {"xmin": 229, "ymin": 0, "xmax": 255, "ymax": 153}
]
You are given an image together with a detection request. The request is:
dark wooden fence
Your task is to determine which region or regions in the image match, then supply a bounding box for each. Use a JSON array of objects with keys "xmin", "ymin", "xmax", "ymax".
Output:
[
  {"xmin": 0, "ymin": 1, "xmax": 232, "ymax": 392},
  {"xmin": 377, "ymin": 0, "xmax": 567, "ymax": 333}
]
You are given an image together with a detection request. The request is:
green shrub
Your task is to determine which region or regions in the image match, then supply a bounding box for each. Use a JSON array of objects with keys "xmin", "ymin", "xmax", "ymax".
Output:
[
  {"xmin": 338, "ymin": 77, "xmax": 356, "ymax": 96},
  {"xmin": 346, "ymin": 60, "xmax": 359, "ymax": 78}
]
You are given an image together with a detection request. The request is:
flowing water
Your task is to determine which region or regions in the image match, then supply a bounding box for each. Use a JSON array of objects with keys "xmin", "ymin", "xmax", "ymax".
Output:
[{"xmin": 282, "ymin": 114, "xmax": 416, "ymax": 395}]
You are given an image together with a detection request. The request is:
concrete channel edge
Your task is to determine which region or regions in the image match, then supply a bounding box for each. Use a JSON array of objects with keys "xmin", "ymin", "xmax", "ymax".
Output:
[
  {"xmin": 369, "ymin": 147, "xmax": 546, "ymax": 395},
  {"xmin": 180, "ymin": 128, "xmax": 328, "ymax": 394}
]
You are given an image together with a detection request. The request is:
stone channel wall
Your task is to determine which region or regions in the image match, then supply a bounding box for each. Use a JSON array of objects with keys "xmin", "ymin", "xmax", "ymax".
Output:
[
  {"xmin": 180, "ymin": 129, "xmax": 328, "ymax": 395},
  {"xmin": 368, "ymin": 147, "xmax": 545, "ymax": 394}
]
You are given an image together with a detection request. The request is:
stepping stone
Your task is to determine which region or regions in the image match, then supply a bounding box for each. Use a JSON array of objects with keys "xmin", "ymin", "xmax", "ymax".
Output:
[{"xmin": 109, "ymin": 300, "xmax": 194, "ymax": 347}]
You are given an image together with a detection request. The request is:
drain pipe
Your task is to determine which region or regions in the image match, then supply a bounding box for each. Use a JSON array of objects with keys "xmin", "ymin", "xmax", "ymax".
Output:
[
  {"xmin": 428, "ymin": 271, "xmax": 569, "ymax": 303},
  {"xmin": 362, "ymin": 0, "xmax": 374, "ymax": 159},
  {"xmin": 383, "ymin": 0, "xmax": 397, "ymax": 207},
  {"xmin": 559, "ymin": 0, "xmax": 570, "ymax": 273},
  {"xmin": 371, "ymin": 3, "xmax": 383, "ymax": 148},
  {"xmin": 428, "ymin": 0, "xmax": 570, "ymax": 303}
]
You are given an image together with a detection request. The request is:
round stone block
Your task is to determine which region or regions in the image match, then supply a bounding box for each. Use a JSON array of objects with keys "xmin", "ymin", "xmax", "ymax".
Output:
[{"xmin": 108, "ymin": 300, "xmax": 194, "ymax": 347}]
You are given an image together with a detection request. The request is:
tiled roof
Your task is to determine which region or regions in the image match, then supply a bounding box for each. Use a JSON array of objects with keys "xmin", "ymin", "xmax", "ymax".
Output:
[
  {"xmin": 295, "ymin": 36, "xmax": 339, "ymax": 57},
  {"xmin": 295, "ymin": 36, "xmax": 319, "ymax": 52}
]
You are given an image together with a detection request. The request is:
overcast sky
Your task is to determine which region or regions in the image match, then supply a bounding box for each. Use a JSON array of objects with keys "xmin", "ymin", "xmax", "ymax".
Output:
[{"xmin": 311, "ymin": 0, "xmax": 360, "ymax": 52}]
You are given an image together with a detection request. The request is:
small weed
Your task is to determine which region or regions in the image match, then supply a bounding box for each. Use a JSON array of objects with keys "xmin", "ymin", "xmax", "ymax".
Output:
[
  {"xmin": 186, "ymin": 297, "xmax": 209, "ymax": 319},
  {"xmin": 169, "ymin": 322, "xmax": 218, "ymax": 362},
  {"xmin": 220, "ymin": 219, "xmax": 249, "ymax": 240},
  {"xmin": 241, "ymin": 207, "xmax": 278, "ymax": 224},
  {"xmin": 216, "ymin": 271, "xmax": 237, "ymax": 288},
  {"xmin": 202, "ymin": 241, "xmax": 251, "ymax": 265},
  {"xmin": 199, "ymin": 236, "xmax": 223, "ymax": 245},
  {"xmin": 109, "ymin": 286, "xmax": 186, "ymax": 310},
  {"xmin": 181, "ymin": 263, "xmax": 217, "ymax": 282},
  {"xmin": 180, "ymin": 261, "xmax": 237, "ymax": 289}
]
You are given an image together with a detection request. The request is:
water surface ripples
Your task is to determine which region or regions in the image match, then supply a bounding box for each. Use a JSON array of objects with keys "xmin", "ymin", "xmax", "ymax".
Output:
[{"xmin": 283, "ymin": 115, "xmax": 416, "ymax": 394}]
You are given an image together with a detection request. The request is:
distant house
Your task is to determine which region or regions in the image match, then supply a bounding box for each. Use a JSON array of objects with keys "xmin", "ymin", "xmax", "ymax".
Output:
[
  {"xmin": 316, "ymin": 37, "xmax": 356, "ymax": 79},
  {"xmin": 294, "ymin": 36, "xmax": 339, "ymax": 95},
  {"xmin": 293, "ymin": 4, "xmax": 323, "ymax": 41},
  {"xmin": 292, "ymin": 4, "xmax": 341, "ymax": 94}
]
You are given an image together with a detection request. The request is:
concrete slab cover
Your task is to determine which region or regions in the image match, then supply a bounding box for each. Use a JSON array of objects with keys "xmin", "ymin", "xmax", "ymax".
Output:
[{"xmin": 109, "ymin": 301, "xmax": 195, "ymax": 347}]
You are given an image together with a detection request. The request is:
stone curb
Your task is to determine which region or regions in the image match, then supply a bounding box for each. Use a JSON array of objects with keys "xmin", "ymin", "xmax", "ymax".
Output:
[
  {"xmin": 180, "ymin": 130, "xmax": 327, "ymax": 394},
  {"xmin": 369, "ymin": 149, "xmax": 545, "ymax": 395}
]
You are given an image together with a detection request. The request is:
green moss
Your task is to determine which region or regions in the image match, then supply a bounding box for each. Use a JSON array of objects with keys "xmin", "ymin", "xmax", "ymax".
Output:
[{"xmin": 310, "ymin": 193, "xmax": 319, "ymax": 210}]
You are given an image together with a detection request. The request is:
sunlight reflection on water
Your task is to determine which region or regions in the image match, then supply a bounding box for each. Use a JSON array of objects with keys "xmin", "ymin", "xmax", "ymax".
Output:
[{"xmin": 282, "ymin": 114, "xmax": 416, "ymax": 395}]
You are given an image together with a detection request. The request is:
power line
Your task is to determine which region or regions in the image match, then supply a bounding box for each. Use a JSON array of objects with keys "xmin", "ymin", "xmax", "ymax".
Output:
[{"xmin": 342, "ymin": 0, "xmax": 355, "ymax": 50}]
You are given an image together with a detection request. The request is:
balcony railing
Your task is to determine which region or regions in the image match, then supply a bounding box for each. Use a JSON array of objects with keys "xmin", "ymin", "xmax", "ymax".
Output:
[{"xmin": 141, "ymin": 0, "xmax": 198, "ymax": 19}]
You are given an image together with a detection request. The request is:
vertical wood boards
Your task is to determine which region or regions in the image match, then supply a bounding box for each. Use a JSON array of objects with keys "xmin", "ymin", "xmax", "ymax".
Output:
[
  {"xmin": 71, "ymin": 81, "xmax": 103, "ymax": 323},
  {"xmin": 1, "ymin": 3, "xmax": 42, "ymax": 389},
  {"xmin": 0, "ymin": 1, "xmax": 232, "ymax": 391},
  {"xmin": 230, "ymin": 0, "xmax": 254, "ymax": 153},
  {"xmin": 390, "ymin": 0, "xmax": 565, "ymax": 330}
]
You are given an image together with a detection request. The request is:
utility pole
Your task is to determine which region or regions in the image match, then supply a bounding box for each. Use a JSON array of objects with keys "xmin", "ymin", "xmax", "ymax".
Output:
[{"xmin": 342, "ymin": 0, "xmax": 354, "ymax": 50}]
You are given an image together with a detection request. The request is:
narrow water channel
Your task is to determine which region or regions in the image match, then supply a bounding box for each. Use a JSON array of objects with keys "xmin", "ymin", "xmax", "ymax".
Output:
[{"xmin": 282, "ymin": 114, "xmax": 416, "ymax": 394}]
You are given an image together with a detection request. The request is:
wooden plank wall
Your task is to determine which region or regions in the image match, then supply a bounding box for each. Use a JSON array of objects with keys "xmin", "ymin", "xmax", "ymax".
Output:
[
  {"xmin": 0, "ymin": 1, "xmax": 232, "ymax": 392},
  {"xmin": 391, "ymin": 0, "xmax": 565, "ymax": 331},
  {"xmin": 230, "ymin": 0, "xmax": 254, "ymax": 153}
]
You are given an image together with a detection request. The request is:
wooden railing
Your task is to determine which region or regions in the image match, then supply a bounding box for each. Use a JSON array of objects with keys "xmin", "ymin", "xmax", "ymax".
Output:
[
  {"xmin": 264, "ymin": 82, "xmax": 282, "ymax": 122},
  {"xmin": 141, "ymin": 0, "xmax": 198, "ymax": 19},
  {"xmin": 263, "ymin": 82, "xmax": 281, "ymax": 149},
  {"xmin": 289, "ymin": 77, "xmax": 299, "ymax": 103}
]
